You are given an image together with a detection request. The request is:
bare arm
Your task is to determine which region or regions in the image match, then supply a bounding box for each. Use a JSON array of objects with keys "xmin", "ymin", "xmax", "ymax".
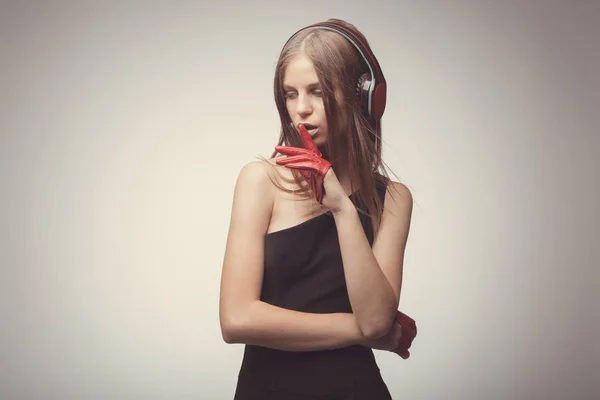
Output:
[
  {"xmin": 333, "ymin": 182, "xmax": 413, "ymax": 338},
  {"xmin": 226, "ymin": 301, "xmax": 366, "ymax": 351},
  {"xmin": 219, "ymin": 161, "xmax": 369, "ymax": 351}
]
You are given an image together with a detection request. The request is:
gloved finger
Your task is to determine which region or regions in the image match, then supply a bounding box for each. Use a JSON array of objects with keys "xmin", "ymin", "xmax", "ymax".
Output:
[
  {"xmin": 297, "ymin": 124, "xmax": 320, "ymax": 154},
  {"xmin": 275, "ymin": 146, "xmax": 314, "ymax": 157},
  {"xmin": 275, "ymin": 154, "xmax": 314, "ymax": 165},
  {"xmin": 277, "ymin": 162, "xmax": 322, "ymax": 176}
]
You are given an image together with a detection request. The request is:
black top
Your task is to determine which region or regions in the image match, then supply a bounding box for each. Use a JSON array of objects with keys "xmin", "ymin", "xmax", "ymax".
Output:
[{"xmin": 234, "ymin": 178, "xmax": 392, "ymax": 397}]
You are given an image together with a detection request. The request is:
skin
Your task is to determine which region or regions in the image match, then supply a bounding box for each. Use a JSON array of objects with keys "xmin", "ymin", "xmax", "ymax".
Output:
[{"xmin": 219, "ymin": 53, "xmax": 413, "ymax": 355}]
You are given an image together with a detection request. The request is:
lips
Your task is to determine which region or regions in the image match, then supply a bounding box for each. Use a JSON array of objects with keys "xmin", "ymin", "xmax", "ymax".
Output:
[{"xmin": 298, "ymin": 123, "xmax": 319, "ymax": 137}]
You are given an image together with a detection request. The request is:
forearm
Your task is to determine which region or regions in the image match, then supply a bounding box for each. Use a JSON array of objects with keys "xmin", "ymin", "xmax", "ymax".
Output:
[
  {"xmin": 223, "ymin": 300, "xmax": 367, "ymax": 351},
  {"xmin": 333, "ymin": 202, "xmax": 397, "ymax": 337}
]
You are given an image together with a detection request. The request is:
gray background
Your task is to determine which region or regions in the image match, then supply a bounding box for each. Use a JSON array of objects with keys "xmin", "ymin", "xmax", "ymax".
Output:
[{"xmin": 1, "ymin": 0, "xmax": 598, "ymax": 399}]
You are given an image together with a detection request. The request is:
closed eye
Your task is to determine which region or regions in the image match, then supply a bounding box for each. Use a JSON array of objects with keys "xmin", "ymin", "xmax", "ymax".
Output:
[{"xmin": 284, "ymin": 89, "xmax": 322, "ymax": 99}]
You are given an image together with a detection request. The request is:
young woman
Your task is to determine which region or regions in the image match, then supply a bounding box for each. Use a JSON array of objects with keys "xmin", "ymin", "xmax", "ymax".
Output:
[{"xmin": 219, "ymin": 18, "xmax": 415, "ymax": 399}]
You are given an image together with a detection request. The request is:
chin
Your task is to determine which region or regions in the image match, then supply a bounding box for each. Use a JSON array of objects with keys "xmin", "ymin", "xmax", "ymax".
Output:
[{"xmin": 312, "ymin": 133, "xmax": 327, "ymax": 145}]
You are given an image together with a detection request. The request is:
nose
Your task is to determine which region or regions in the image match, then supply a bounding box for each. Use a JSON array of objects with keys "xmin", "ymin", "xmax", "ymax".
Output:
[{"xmin": 295, "ymin": 93, "xmax": 313, "ymax": 117}]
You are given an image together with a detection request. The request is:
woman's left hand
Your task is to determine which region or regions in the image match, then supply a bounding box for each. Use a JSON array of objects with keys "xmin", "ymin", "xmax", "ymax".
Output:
[{"xmin": 275, "ymin": 124, "xmax": 351, "ymax": 214}]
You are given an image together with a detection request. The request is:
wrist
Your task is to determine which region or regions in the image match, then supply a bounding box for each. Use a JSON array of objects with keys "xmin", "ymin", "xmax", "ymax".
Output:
[{"xmin": 331, "ymin": 198, "xmax": 356, "ymax": 218}]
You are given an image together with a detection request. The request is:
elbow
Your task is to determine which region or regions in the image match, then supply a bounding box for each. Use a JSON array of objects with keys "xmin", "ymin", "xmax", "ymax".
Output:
[
  {"xmin": 360, "ymin": 312, "xmax": 396, "ymax": 340},
  {"xmin": 220, "ymin": 302, "xmax": 256, "ymax": 344},
  {"xmin": 361, "ymin": 287, "xmax": 399, "ymax": 339},
  {"xmin": 220, "ymin": 312, "xmax": 245, "ymax": 344},
  {"xmin": 221, "ymin": 321, "xmax": 237, "ymax": 344},
  {"xmin": 220, "ymin": 300, "xmax": 258, "ymax": 344},
  {"xmin": 362, "ymin": 320, "xmax": 394, "ymax": 340},
  {"xmin": 221, "ymin": 317, "xmax": 243, "ymax": 344}
]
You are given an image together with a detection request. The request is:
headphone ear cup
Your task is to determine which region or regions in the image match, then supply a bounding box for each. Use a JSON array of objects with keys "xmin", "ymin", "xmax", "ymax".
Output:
[
  {"xmin": 372, "ymin": 82, "xmax": 387, "ymax": 120},
  {"xmin": 356, "ymin": 73, "xmax": 373, "ymax": 119}
]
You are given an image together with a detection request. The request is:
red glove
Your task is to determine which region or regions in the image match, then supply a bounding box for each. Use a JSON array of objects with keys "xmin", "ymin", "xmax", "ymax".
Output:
[
  {"xmin": 393, "ymin": 311, "xmax": 417, "ymax": 359},
  {"xmin": 274, "ymin": 124, "xmax": 332, "ymax": 203}
]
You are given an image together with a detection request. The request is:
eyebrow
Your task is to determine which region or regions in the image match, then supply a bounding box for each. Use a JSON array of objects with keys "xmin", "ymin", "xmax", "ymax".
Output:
[{"xmin": 283, "ymin": 82, "xmax": 321, "ymax": 90}]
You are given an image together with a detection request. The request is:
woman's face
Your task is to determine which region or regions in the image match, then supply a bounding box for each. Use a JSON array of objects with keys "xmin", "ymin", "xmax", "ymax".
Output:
[{"xmin": 282, "ymin": 53, "xmax": 329, "ymax": 147}]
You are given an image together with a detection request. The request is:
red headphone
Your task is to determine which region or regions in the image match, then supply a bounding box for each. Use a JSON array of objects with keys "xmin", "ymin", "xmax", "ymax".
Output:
[{"xmin": 281, "ymin": 21, "xmax": 387, "ymax": 122}]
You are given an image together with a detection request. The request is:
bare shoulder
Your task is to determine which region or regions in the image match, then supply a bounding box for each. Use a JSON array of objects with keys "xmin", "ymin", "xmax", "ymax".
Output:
[
  {"xmin": 244, "ymin": 156, "xmax": 300, "ymax": 192},
  {"xmin": 386, "ymin": 180, "xmax": 413, "ymax": 202},
  {"xmin": 236, "ymin": 159, "xmax": 274, "ymax": 187},
  {"xmin": 231, "ymin": 160, "xmax": 276, "ymax": 219},
  {"xmin": 237, "ymin": 157, "xmax": 288, "ymax": 184},
  {"xmin": 383, "ymin": 180, "xmax": 413, "ymax": 217}
]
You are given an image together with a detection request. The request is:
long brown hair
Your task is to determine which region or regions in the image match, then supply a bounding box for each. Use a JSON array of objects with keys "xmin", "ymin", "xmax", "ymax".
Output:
[{"xmin": 259, "ymin": 18, "xmax": 403, "ymax": 235}]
